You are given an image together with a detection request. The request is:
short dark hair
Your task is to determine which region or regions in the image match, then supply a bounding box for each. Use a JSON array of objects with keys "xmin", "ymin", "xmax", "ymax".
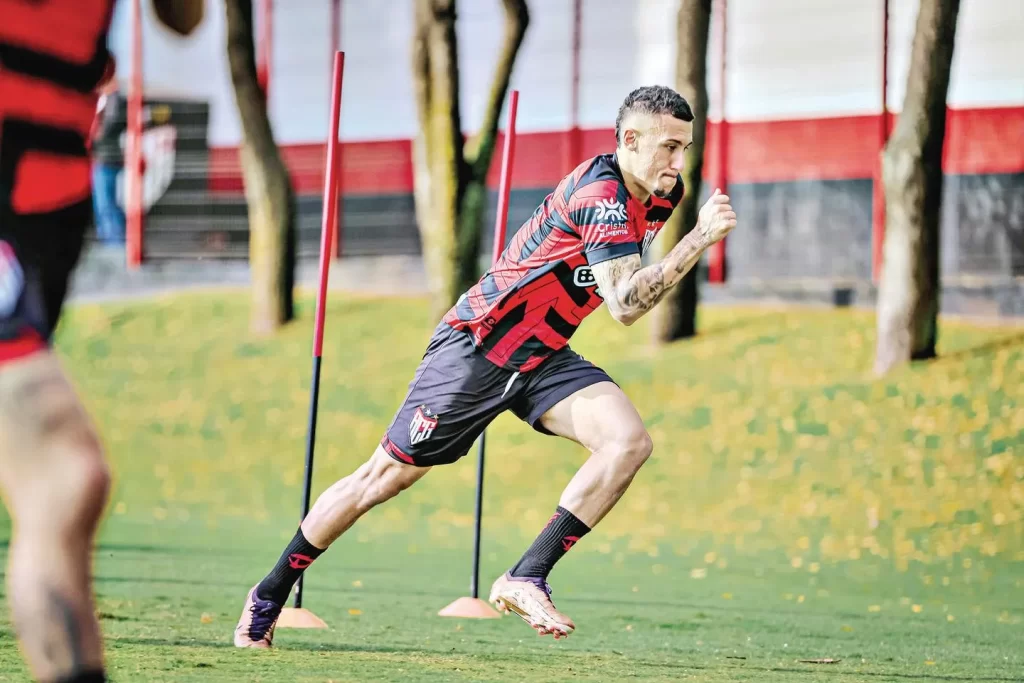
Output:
[{"xmin": 615, "ymin": 85, "xmax": 694, "ymax": 145}]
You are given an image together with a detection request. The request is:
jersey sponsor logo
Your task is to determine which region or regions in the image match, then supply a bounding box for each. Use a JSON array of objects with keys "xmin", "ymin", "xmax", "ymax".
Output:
[
  {"xmin": 594, "ymin": 198, "xmax": 627, "ymax": 222},
  {"xmin": 595, "ymin": 224, "xmax": 631, "ymax": 238},
  {"xmin": 409, "ymin": 405, "xmax": 438, "ymax": 445},
  {"xmin": 573, "ymin": 265, "xmax": 602, "ymax": 298},
  {"xmin": 0, "ymin": 242, "xmax": 25, "ymax": 318}
]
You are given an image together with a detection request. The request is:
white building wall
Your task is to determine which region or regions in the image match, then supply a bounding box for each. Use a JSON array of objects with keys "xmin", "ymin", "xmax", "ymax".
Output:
[
  {"xmin": 721, "ymin": 0, "xmax": 886, "ymax": 121},
  {"xmin": 926, "ymin": 0, "xmax": 1024, "ymax": 109},
  {"xmin": 107, "ymin": 0, "xmax": 1024, "ymax": 147}
]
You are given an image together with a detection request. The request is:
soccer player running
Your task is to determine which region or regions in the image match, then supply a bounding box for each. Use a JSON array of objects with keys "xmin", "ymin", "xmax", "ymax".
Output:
[
  {"xmin": 235, "ymin": 85, "xmax": 738, "ymax": 646},
  {"xmin": 0, "ymin": 3, "xmax": 201, "ymax": 681}
]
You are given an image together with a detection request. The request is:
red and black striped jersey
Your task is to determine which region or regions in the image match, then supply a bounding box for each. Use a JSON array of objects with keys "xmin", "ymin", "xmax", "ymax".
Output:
[
  {"xmin": 0, "ymin": 0, "xmax": 116, "ymax": 215},
  {"xmin": 442, "ymin": 153, "xmax": 684, "ymax": 373}
]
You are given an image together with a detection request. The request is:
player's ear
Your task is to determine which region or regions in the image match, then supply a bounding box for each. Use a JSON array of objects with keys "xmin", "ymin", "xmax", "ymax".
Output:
[{"xmin": 622, "ymin": 128, "xmax": 639, "ymax": 152}]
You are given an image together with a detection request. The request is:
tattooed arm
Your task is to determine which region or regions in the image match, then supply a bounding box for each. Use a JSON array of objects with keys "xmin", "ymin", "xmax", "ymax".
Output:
[
  {"xmin": 591, "ymin": 230, "xmax": 709, "ymax": 326},
  {"xmin": 591, "ymin": 189, "xmax": 737, "ymax": 326}
]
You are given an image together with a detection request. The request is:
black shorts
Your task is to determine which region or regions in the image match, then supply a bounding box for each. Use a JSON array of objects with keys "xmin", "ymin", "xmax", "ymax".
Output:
[
  {"xmin": 380, "ymin": 322, "xmax": 614, "ymax": 466},
  {"xmin": 0, "ymin": 200, "xmax": 89, "ymax": 363}
]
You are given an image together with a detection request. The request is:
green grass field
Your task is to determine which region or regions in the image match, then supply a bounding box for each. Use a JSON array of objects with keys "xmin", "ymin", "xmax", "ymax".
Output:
[{"xmin": 1, "ymin": 290, "xmax": 1022, "ymax": 682}]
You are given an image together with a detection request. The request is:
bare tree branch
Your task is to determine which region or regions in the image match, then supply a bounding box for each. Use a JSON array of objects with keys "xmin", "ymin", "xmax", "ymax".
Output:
[
  {"xmin": 410, "ymin": 0, "xmax": 531, "ymax": 314},
  {"xmin": 464, "ymin": 0, "xmax": 529, "ymax": 182}
]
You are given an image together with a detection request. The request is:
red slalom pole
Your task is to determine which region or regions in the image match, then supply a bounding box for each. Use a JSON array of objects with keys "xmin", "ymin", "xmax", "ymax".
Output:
[
  {"xmin": 257, "ymin": 0, "xmax": 273, "ymax": 101},
  {"xmin": 491, "ymin": 90, "xmax": 519, "ymax": 262},
  {"xmin": 293, "ymin": 51, "xmax": 345, "ymax": 614},
  {"xmin": 872, "ymin": 0, "xmax": 890, "ymax": 283},
  {"xmin": 329, "ymin": 0, "xmax": 344, "ymax": 259},
  {"xmin": 439, "ymin": 89, "xmax": 520, "ymax": 619},
  {"xmin": 125, "ymin": 0, "xmax": 144, "ymax": 268},
  {"xmin": 708, "ymin": 0, "xmax": 728, "ymax": 283},
  {"xmin": 473, "ymin": 89, "xmax": 519, "ymax": 593}
]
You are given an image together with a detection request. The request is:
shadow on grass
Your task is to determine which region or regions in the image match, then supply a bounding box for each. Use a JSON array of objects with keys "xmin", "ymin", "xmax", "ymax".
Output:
[
  {"xmin": 109, "ymin": 635, "xmax": 443, "ymax": 657},
  {"xmin": 737, "ymin": 665, "xmax": 1023, "ymax": 682},
  {"xmin": 103, "ymin": 638, "xmax": 1022, "ymax": 682},
  {"xmin": 933, "ymin": 332, "xmax": 1024, "ymax": 364},
  {"xmin": 91, "ymin": 573, "xmax": 455, "ymax": 598},
  {"xmin": 0, "ymin": 539, "xmax": 280, "ymax": 556}
]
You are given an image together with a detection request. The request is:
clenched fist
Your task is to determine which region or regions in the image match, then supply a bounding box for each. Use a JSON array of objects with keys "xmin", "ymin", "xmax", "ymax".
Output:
[{"xmin": 696, "ymin": 188, "xmax": 737, "ymax": 247}]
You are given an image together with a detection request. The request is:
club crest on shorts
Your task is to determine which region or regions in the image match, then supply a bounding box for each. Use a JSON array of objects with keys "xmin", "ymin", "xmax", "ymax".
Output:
[{"xmin": 409, "ymin": 405, "xmax": 438, "ymax": 445}]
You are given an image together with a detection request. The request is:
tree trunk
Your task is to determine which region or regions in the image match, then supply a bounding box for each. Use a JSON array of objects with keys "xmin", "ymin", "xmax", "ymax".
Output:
[
  {"xmin": 875, "ymin": 0, "xmax": 960, "ymax": 375},
  {"xmin": 412, "ymin": 0, "xmax": 466, "ymax": 319},
  {"xmin": 411, "ymin": 0, "xmax": 529, "ymax": 319},
  {"xmin": 651, "ymin": 0, "xmax": 711, "ymax": 344},
  {"xmin": 225, "ymin": 0, "xmax": 296, "ymax": 335}
]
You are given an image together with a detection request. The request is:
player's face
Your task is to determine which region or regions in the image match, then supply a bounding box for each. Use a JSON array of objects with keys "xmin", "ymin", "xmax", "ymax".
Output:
[
  {"xmin": 644, "ymin": 114, "xmax": 692, "ymax": 198},
  {"xmin": 621, "ymin": 113, "xmax": 693, "ymax": 199}
]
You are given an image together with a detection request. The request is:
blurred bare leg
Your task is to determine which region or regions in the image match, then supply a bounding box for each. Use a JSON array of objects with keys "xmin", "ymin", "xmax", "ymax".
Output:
[{"xmin": 0, "ymin": 352, "xmax": 110, "ymax": 682}]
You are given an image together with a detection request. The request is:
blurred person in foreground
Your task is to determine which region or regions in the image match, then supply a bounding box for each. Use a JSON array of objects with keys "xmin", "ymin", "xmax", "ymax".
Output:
[
  {"xmin": 235, "ymin": 85, "xmax": 738, "ymax": 647},
  {"xmin": 0, "ymin": 3, "xmax": 202, "ymax": 681}
]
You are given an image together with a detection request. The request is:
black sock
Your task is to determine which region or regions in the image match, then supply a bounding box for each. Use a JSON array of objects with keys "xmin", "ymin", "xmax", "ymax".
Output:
[
  {"xmin": 256, "ymin": 527, "xmax": 326, "ymax": 604},
  {"xmin": 54, "ymin": 671, "xmax": 106, "ymax": 683},
  {"xmin": 509, "ymin": 506, "xmax": 591, "ymax": 579}
]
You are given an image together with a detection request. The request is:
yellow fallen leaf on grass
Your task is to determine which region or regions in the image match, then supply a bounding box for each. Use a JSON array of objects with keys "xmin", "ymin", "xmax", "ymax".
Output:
[
  {"xmin": 200, "ymin": 613, "xmax": 213, "ymax": 624},
  {"xmin": 63, "ymin": 298, "xmax": 1024, "ymax": 598},
  {"xmin": 348, "ymin": 609, "xmax": 362, "ymax": 616}
]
